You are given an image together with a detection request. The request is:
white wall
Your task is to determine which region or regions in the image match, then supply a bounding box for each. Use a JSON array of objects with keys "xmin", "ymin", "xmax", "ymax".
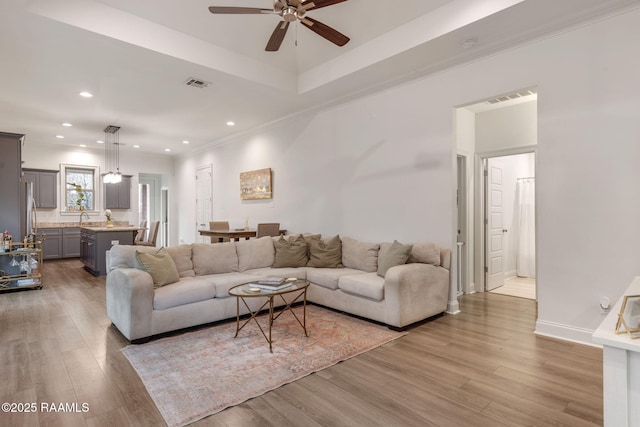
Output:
[
  {"xmin": 177, "ymin": 5, "xmax": 640, "ymax": 344},
  {"xmin": 476, "ymin": 101, "xmax": 538, "ymax": 152},
  {"xmin": 21, "ymin": 143, "xmax": 176, "ymax": 243},
  {"xmin": 176, "ymin": 90, "xmax": 454, "ymax": 247}
]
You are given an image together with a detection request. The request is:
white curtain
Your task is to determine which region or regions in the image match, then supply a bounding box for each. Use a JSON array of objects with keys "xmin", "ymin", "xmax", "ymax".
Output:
[{"xmin": 516, "ymin": 179, "xmax": 536, "ymax": 278}]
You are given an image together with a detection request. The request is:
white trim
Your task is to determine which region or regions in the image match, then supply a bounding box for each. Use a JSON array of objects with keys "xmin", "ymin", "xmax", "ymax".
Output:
[
  {"xmin": 446, "ymin": 300, "xmax": 460, "ymax": 315},
  {"xmin": 534, "ymin": 319, "xmax": 600, "ymax": 347}
]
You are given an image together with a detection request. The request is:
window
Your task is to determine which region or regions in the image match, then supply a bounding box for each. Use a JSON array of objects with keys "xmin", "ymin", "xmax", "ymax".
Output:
[{"xmin": 61, "ymin": 164, "xmax": 99, "ymax": 213}]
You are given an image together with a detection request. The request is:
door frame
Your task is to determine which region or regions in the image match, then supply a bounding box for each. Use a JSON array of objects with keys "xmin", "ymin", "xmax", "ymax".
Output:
[{"xmin": 474, "ymin": 146, "xmax": 537, "ymax": 293}]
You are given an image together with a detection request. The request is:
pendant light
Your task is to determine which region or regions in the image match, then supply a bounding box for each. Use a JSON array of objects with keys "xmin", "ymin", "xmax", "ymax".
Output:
[{"xmin": 103, "ymin": 125, "xmax": 122, "ymax": 184}]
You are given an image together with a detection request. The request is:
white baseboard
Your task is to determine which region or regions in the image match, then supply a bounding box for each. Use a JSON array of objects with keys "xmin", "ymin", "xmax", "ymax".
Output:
[
  {"xmin": 534, "ymin": 319, "xmax": 600, "ymax": 347},
  {"xmin": 446, "ymin": 299, "xmax": 460, "ymax": 315}
]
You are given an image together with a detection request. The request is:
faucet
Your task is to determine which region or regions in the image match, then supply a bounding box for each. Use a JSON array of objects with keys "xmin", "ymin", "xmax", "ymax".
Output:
[{"xmin": 79, "ymin": 211, "xmax": 90, "ymax": 227}]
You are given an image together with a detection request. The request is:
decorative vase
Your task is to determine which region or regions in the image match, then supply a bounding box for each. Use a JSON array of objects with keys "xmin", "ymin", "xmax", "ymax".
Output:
[{"xmin": 106, "ymin": 219, "xmax": 114, "ymax": 228}]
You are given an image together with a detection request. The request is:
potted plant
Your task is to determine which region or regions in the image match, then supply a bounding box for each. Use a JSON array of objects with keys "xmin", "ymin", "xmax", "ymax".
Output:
[{"xmin": 67, "ymin": 182, "xmax": 86, "ymax": 211}]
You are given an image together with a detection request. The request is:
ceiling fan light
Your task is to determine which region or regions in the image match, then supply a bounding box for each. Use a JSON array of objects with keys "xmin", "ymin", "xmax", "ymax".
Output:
[{"xmin": 283, "ymin": 6, "xmax": 297, "ymax": 22}]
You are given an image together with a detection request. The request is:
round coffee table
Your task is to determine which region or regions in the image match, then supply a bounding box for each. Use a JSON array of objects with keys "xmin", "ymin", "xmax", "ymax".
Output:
[{"xmin": 228, "ymin": 279, "xmax": 309, "ymax": 352}]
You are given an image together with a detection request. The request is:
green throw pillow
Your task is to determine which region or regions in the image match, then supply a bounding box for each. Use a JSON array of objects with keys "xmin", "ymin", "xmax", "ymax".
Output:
[
  {"xmin": 136, "ymin": 247, "xmax": 180, "ymax": 288},
  {"xmin": 272, "ymin": 235, "xmax": 308, "ymax": 268},
  {"xmin": 377, "ymin": 240, "xmax": 413, "ymax": 277},
  {"xmin": 306, "ymin": 235, "xmax": 343, "ymax": 268}
]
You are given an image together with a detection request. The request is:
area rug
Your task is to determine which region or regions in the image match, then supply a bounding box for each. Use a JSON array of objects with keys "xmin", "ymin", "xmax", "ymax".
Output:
[{"xmin": 122, "ymin": 305, "xmax": 406, "ymax": 427}]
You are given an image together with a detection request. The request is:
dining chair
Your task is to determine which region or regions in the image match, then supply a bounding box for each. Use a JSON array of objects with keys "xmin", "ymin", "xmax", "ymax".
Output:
[
  {"xmin": 134, "ymin": 220, "xmax": 147, "ymax": 243},
  {"xmin": 135, "ymin": 220, "xmax": 159, "ymax": 247},
  {"xmin": 209, "ymin": 221, "xmax": 230, "ymax": 243},
  {"xmin": 256, "ymin": 223, "xmax": 280, "ymax": 238}
]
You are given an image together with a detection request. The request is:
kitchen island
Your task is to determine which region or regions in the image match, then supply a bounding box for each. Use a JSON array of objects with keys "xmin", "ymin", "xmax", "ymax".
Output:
[{"xmin": 80, "ymin": 226, "xmax": 142, "ymax": 276}]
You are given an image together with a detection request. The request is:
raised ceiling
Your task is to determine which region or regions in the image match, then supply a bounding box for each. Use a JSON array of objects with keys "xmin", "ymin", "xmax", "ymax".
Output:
[{"xmin": 0, "ymin": 0, "xmax": 636, "ymax": 154}]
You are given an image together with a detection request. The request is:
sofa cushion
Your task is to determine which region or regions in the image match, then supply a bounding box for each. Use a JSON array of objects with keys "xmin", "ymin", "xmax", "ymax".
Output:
[
  {"xmin": 244, "ymin": 267, "xmax": 307, "ymax": 280},
  {"xmin": 407, "ymin": 242, "xmax": 441, "ymax": 265},
  {"xmin": 135, "ymin": 247, "xmax": 180, "ymax": 288},
  {"xmin": 153, "ymin": 277, "xmax": 216, "ymax": 310},
  {"xmin": 306, "ymin": 235, "xmax": 343, "ymax": 268},
  {"xmin": 341, "ymin": 237, "xmax": 380, "ymax": 273},
  {"xmin": 377, "ymin": 241, "xmax": 413, "ymax": 277},
  {"xmin": 201, "ymin": 272, "xmax": 265, "ymax": 298},
  {"xmin": 306, "ymin": 267, "xmax": 364, "ymax": 290},
  {"xmin": 338, "ymin": 273, "xmax": 385, "ymax": 301},
  {"xmin": 272, "ymin": 235, "xmax": 308, "ymax": 268},
  {"xmin": 236, "ymin": 237, "xmax": 274, "ymax": 272},
  {"xmin": 108, "ymin": 244, "xmax": 157, "ymax": 271},
  {"xmin": 165, "ymin": 244, "xmax": 195, "ymax": 277},
  {"xmin": 192, "ymin": 242, "xmax": 239, "ymax": 275}
]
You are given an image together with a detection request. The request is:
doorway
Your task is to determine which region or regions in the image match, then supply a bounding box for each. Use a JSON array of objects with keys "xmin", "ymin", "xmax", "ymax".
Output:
[{"xmin": 483, "ymin": 152, "xmax": 536, "ymax": 299}]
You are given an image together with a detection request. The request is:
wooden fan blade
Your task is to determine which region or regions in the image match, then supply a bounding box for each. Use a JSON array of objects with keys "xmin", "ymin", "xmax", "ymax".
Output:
[
  {"xmin": 208, "ymin": 6, "xmax": 274, "ymax": 14},
  {"xmin": 300, "ymin": 0, "xmax": 347, "ymax": 11},
  {"xmin": 301, "ymin": 17, "xmax": 349, "ymax": 46},
  {"xmin": 265, "ymin": 21, "xmax": 290, "ymax": 51}
]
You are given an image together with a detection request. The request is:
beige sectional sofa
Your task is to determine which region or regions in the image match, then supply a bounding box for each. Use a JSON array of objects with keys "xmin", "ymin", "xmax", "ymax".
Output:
[{"xmin": 105, "ymin": 235, "xmax": 450, "ymax": 342}]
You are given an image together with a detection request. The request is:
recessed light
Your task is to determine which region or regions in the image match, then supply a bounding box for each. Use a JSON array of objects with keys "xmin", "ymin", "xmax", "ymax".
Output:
[
  {"xmin": 79, "ymin": 91, "xmax": 93, "ymax": 98},
  {"xmin": 55, "ymin": 135, "xmax": 64, "ymax": 139},
  {"xmin": 226, "ymin": 121, "xmax": 235, "ymax": 126},
  {"xmin": 79, "ymin": 144, "xmax": 87, "ymax": 147},
  {"xmin": 182, "ymin": 140, "xmax": 190, "ymax": 144},
  {"xmin": 133, "ymin": 145, "xmax": 140, "ymax": 148},
  {"xmin": 96, "ymin": 140, "xmax": 104, "ymax": 144},
  {"xmin": 165, "ymin": 148, "xmax": 171, "ymax": 152},
  {"xmin": 61, "ymin": 122, "xmax": 73, "ymax": 127}
]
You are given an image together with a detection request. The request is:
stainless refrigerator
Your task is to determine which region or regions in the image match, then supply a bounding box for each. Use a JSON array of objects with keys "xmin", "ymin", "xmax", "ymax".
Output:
[{"xmin": 20, "ymin": 179, "xmax": 37, "ymax": 238}]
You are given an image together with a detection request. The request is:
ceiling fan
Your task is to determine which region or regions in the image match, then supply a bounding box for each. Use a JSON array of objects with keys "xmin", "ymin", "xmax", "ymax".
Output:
[{"xmin": 208, "ymin": 0, "xmax": 350, "ymax": 51}]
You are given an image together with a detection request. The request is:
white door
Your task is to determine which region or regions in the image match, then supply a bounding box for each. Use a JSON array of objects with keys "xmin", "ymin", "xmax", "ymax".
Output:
[
  {"xmin": 487, "ymin": 159, "xmax": 506, "ymax": 291},
  {"xmin": 195, "ymin": 165, "xmax": 212, "ymax": 243}
]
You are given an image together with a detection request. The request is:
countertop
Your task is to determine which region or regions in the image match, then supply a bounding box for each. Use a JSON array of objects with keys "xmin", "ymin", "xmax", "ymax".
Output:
[
  {"xmin": 80, "ymin": 226, "xmax": 142, "ymax": 233},
  {"xmin": 38, "ymin": 221, "xmax": 132, "ymax": 229}
]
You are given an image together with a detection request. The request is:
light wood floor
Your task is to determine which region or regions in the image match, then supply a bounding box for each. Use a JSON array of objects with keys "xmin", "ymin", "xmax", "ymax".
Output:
[
  {"xmin": 0, "ymin": 259, "xmax": 602, "ymax": 426},
  {"xmin": 490, "ymin": 276, "xmax": 537, "ymax": 300}
]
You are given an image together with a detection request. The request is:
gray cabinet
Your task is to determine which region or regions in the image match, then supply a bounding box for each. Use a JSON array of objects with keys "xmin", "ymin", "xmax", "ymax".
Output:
[
  {"xmin": 40, "ymin": 227, "xmax": 81, "ymax": 259},
  {"xmin": 62, "ymin": 227, "xmax": 81, "ymax": 258},
  {"xmin": 40, "ymin": 228, "xmax": 63, "ymax": 259},
  {"xmin": 0, "ymin": 132, "xmax": 23, "ymax": 240},
  {"xmin": 22, "ymin": 168, "xmax": 58, "ymax": 209},
  {"xmin": 104, "ymin": 176, "xmax": 132, "ymax": 209},
  {"xmin": 81, "ymin": 228, "xmax": 136, "ymax": 276}
]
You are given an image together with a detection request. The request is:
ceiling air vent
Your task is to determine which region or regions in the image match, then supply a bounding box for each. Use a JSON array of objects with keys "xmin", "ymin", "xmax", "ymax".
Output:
[
  {"xmin": 487, "ymin": 88, "xmax": 537, "ymax": 104},
  {"xmin": 184, "ymin": 77, "xmax": 211, "ymax": 89}
]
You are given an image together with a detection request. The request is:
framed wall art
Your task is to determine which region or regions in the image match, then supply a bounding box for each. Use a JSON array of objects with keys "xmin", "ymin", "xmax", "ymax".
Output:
[
  {"xmin": 240, "ymin": 168, "xmax": 272, "ymax": 200},
  {"xmin": 615, "ymin": 294, "xmax": 640, "ymax": 339}
]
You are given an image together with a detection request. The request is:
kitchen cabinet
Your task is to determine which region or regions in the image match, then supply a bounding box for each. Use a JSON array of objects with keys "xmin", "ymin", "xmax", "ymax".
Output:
[
  {"xmin": 39, "ymin": 227, "xmax": 81, "ymax": 259},
  {"xmin": 81, "ymin": 226, "xmax": 138, "ymax": 276},
  {"xmin": 63, "ymin": 227, "xmax": 81, "ymax": 258},
  {"xmin": 40, "ymin": 228, "xmax": 62, "ymax": 259},
  {"xmin": 104, "ymin": 176, "xmax": 132, "ymax": 209},
  {"xmin": 0, "ymin": 132, "xmax": 23, "ymax": 240},
  {"xmin": 22, "ymin": 168, "xmax": 58, "ymax": 209}
]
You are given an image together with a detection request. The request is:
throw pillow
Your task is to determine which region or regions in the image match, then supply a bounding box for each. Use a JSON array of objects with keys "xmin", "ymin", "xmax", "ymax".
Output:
[
  {"xmin": 272, "ymin": 235, "xmax": 308, "ymax": 268},
  {"xmin": 341, "ymin": 237, "xmax": 380, "ymax": 272},
  {"xmin": 135, "ymin": 247, "xmax": 180, "ymax": 288},
  {"xmin": 306, "ymin": 235, "xmax": 343, "ymax": 268},
  {"xmin": 164, "ymin": 244, "xmax": 195, "ymax": 277},
  {"xmin": 236, "ymin": 237, "xmax": 275, "ymax": 271},
  {"xmin": 192, "ymin": 242, "xmax": 239, "ymax": 275},
  {"xmin": 407, "ymin": 242, "xmax": 441, "ymax": 265},
  {"xmin": 377, "ymin": 240, "xmax": 413, "ymax": 277}
]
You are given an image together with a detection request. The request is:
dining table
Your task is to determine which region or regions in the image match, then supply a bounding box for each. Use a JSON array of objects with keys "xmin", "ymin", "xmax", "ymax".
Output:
[{"xmin": 198, "ymin": 228, "xmax": 286, "ymax": 242}]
